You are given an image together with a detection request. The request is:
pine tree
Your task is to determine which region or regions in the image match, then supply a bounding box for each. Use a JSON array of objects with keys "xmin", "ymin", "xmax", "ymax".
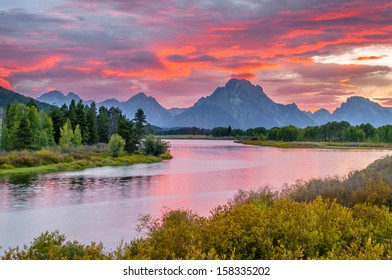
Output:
[
  {"xmin": 87, "ymin": 102, "xmax": 99, "ymax": 144},
  {"xmin": 107, "ymin": 107, "xmax": 121, "ymax": 139},
  {"xmin": 15, "ymin": 113, "xmax": 33, "ymax": 150},
  {"xmin": 49, "ymin": 107, "xmax": 66, "ymax": 144},
  {"xmin": 134, "ymin": 108, "xmax": 146, "ymax": 140},
  {"xmin": 68, "ymin": 100, "xmax": 77, "ymax": 129},
  {"xmin": 28, "ymin": 106, "xmax": 40, "ymax": 148},
  {"xmin": 75, "ymin": 101, "xmax": 89, "ymax": 144},
  {"xmin": 118, "ymin": 115, "xmax": 138, "ymax": 153},
  {"xmin": 97, "ymin": 106, "xmax": 109, "ymax": 143}
]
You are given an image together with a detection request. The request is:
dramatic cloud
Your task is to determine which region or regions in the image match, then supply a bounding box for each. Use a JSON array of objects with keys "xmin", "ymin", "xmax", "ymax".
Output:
[{"xmin": 0, "ymin": 0, "xmax": 391, "ymax": 110}]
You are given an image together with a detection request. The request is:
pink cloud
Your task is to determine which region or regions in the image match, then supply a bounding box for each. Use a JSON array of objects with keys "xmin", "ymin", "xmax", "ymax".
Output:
[{"xmin": 0, "ymin": 0, "xmax": 391, "ymax": 111}]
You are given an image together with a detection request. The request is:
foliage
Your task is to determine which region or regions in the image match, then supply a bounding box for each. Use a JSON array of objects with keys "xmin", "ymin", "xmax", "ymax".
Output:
[
  {"xmin": 0, "ymin": 87, "xmax": 54, "ymax": 112},
  {"xmin": 108, "ymin": 133, "xmax": 125, "ymax": 157},
  {"xmin": 4, "ymin": 194, "xmax": 391, "ymax": 260},
  {"xmin": 2, "ymin": 103, "xmax": 55, "ymax": 150},
  {"xmin": 87, "ymin": 102, "xmax": 99, "ymax": 145},
  {"xmin": 4, "ymin": 155, "xmax": 392, "ymax": 260},
  {"xmin": 0, "ymin": 146, "xmax": 167, "ymax": 176},
  {"xmin": 72, "ymin": 124, "xmax": 82, "ymax": 146},
  {"xmin": 142, "ymin": 135, "xmax": 171, "ymax": 156},
  {"xmin": 134, "ymin": 108, "xmax": 147, "ymax": 139},
  {"xmin": 59, "ymin": 119, "xmax": 74, "ymax": 150},
  {"xmin": 282, "ymin": 156, "xmax": 392, "ymax": 211},
  {"xmin": 2, "ymin": 231, "xmax": 109, "ymax": 260}
]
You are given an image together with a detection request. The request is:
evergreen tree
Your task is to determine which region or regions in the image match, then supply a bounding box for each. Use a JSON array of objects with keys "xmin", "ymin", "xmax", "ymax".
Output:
[
  {"xmin": 15, "ymin": 113, "xmax": 33, "ymax": 150},
  {"xmin": 134, "ymin": 108, "xmax": 146, "ymax": 140},
  {"xmin": 87, "ymin": 102, "xmax": 99, "ymax": 144},
  {"xmin": 107, "ymin": 107, "xmax": 121, "ymax": 138},
  {"xmin": 68, "ymin": 100, "xmax": 77, "ymax": 129},
  {"xmin": 97, "ymin": 106, "xmax": 109, "ymax": 143},
  {"xmin": 75, "ymin": 101, "xmax": 89, "ymax": 144},
  {"xmin": 49, "ymin": 107, "xmax": 66, "ymax": 144},
  {"xmin": 1, "ymin": 125, "xmax": 10, "ymax": 150},
  {"xmin": 28, "ymin": 106, "xmax": 40, "ymax": 148},
  {"xmin": 118, "ymin": 115, "xmax": 138, "ymax": 153},
  {"xmin": 27, "ymin": 98, "xmax": 37, "ymax": 108}
]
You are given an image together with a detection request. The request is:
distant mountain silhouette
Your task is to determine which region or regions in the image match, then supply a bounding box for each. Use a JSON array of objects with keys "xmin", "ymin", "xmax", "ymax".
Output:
[
  {"xmin": 305, "ymin": 108, "xmax": 332, "ymax": 126},
  {"xmin": 0, "ymin": 86, "xmax": 54, "ymax": 112},
  {"xmin": 38, "ymin": 90, "xmax": 83, "ymax": 106},
  {"xmin": 169, "ymin": 79, "xmax": 315, "ymax": 129},
  {"xmin": 20, "ymin": 79, "xmax": 392, "ymax": 129},
  {"xmin": 119, "ymin": 92, "xmax": 172, "ymax": 127},
  {"xmin": 329, "ymin": 96, "xmax": 392, "ymax": 127},
  {"xmin": 37, "ymin": 90, "xmax": 172, "ymax": 127}
]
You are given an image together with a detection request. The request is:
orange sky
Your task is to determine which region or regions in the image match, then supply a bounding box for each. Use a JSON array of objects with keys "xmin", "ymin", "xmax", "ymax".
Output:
[{"xmin": 0, "ymin": 0, "xmax": 392, "ymax": 111}]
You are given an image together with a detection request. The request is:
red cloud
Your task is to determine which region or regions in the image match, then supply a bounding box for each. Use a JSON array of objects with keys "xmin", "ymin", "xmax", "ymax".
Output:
[
  {"xmin": 355, "ymin": 55, "xmax": 387, "ymax": 61},
  {"xmin": 2, "ymin": 0, "xmax": 392, "ymax": 110},
  {"xmin": 0, "ymin": 78, "xmax": 12, "ymax": 89},
  {"xmin": 230, "ymin": 73, "xmax": 256, "ymax": 80}
]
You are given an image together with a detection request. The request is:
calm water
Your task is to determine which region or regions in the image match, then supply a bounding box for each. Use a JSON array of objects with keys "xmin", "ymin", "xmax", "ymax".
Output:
[{"xmin": 0, "ymin": 140, "xmax": 390, "ymax": 251}]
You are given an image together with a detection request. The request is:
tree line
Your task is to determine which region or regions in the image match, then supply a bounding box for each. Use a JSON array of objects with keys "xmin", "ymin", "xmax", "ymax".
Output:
[
  {"xmin": 265, "ymin": 121, "xmax": 389, "ymax": 143},
  {"xmin": 0, "ymin": 100, "xmax": 147, "ymax": 152},
  {"xmin": 156, "ymin": 121, "xmax": 392, "ymax": 143}
]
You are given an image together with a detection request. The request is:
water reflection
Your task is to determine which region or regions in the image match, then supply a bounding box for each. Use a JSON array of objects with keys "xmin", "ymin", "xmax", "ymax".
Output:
[{"xmin": 0, "ymin": 140, "xmax": 390, "ymax": 250}]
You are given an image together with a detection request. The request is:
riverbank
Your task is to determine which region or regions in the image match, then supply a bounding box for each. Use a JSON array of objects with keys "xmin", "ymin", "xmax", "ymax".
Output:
[
  {"xmin": 0, "ymin": 147, "xmax": 172, "ymax": 177},
  {"xmin": 238, "ymin": 139, "xmax": 392, "ymax": 149},
  {"xmin": 3, "ymin": 154, "xmax": 392, "ymax": 260}
]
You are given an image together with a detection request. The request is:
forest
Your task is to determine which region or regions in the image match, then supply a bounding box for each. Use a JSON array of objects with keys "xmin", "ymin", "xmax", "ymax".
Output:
[
  {"xmin": 0, "ymin": 100, "xmax": 147, "ymax": 151},
  {"xmin": 0, "ymin": 101, "xmax": 170, "ymax": 174}
]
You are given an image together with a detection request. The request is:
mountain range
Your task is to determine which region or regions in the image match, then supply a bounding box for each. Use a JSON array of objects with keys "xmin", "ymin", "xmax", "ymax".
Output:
[{"xmin": 2, "ymin": 79, "xmax": 392, "ymax": 129}]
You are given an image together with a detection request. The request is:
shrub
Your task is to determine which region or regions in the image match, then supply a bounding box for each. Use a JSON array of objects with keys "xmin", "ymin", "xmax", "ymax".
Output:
[
  {"xmin": 2, "ymin": 231, "xmax": 109, "ymax": 260},
  {"xmin": 108, "ymin": 134, "xmax": 125, "ymax": 157},
  {"xmin": 36, "ymin": 150, "xmax": 60, "ymax": 165},
  {"xmin": 141, "ymin": 135, "xmax": 170, "ymax": 156}
]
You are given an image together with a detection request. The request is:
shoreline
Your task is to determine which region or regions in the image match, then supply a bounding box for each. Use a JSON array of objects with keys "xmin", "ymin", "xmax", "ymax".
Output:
[
  {"xmin": 0, "ymin": 153, "xmax": 172, "ymax": 177},
  {"xmin": 237, "ymin": 139, "xmax": 392, "ymax": 150}
]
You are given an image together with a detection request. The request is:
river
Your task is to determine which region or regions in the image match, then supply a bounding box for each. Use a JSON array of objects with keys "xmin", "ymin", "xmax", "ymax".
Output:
[{"xmin": 0, "ymin": 140, "xmax": 390, "ymax": 251}]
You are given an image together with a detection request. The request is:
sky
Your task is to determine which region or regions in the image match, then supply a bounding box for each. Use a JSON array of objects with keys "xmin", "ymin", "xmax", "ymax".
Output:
[{"xmin": 0, "ymin": 0, "xmax": 392, "ymax": 111}]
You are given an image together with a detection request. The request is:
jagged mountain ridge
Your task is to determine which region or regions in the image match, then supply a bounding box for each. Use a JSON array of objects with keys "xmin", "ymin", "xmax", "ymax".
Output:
[
  {"xmin": 38, "ymin": 90, "xmax": 82, "ymax": 106},
  {"xmin": 305, "ymin": 108, "xmax": 332, "ymax": 126},
  {"xmin": 38, "ymin": 90, "xmax": 173, "ymax": 127},
  {"xmin": 329, "ymin": 96, "xmax": 392, "ymax": 127},
  {"xmin": 25, "ymin": 79, "xmax": 392, "ymax": 129},
  {"xmin": 169, "ymin": 79, "xmax": 315, "ymax": 129}
]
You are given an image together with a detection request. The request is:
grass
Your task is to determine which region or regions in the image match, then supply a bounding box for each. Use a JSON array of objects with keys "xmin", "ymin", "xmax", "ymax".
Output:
[
  {"xmin": 238, "ymin": 140, "xmax": 392, "ymax": 149},
  {"xmin": 0, "ymin": 146, "xmax": 172, "ymax": 176}
]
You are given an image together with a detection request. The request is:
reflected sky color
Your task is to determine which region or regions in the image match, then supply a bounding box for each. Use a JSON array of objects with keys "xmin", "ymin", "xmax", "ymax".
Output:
[{"xmin": 0, "ymin": 140, "xmax": 390, "ymax": 250}]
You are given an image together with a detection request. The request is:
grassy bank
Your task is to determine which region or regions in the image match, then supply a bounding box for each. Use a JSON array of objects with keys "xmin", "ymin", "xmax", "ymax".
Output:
[
  {"xmin": 2, "ymin": 155, "xmax": 392, "ymax": 260},
  {"xmin": 238, "ymin": 140, "xmax": 392, "ymax": 149},
  {"xmin": 0, "ymin": 145, "xmax": 172, "ymax": 176}
]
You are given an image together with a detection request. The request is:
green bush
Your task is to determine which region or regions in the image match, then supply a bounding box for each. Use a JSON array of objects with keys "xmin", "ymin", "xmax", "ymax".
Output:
[
  {"xmin": 2, "ymin": 231, "xmax": 109, "ymax": 260},
  {"xmin": 108, "ymin": 134, "xmax": 125, "ymax": 157},
  {"xmin": 35, "ymin": 150, "xmax": 61, "ymax": 164},
  {"xmin": 141, "ymin": 135, "xmax": 170, "ymax": 156}
]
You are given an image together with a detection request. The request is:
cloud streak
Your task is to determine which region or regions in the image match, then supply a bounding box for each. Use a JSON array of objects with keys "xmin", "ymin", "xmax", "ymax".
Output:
[{"xmin": 0, "ymin": 0, "xmax": 391, "ymax": 110}]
